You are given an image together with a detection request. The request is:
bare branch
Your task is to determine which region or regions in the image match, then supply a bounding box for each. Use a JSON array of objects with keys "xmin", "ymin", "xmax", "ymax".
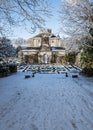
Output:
[
  {"xmin": 0, "ymin": 0, "xmax": 51, "ymax": 36},
  {"xmin": 59, "ymin": 0, "xmax": 93, "ymax": 48}
]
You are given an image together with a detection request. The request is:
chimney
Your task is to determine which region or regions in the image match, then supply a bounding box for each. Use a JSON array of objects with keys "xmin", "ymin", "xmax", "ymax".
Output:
[{"xmin": 47, "ymin": 29, "xmax": 52, "ymax": 34}]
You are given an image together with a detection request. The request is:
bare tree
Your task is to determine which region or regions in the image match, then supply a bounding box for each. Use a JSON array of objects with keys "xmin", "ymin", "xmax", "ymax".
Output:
[
  {"xmin": 0, "ymin": 0, "xmax": 51, "ymax": 36},
  {"xmin": 59, "ymin": 0, "xmax": 93, "ymax": 48}
]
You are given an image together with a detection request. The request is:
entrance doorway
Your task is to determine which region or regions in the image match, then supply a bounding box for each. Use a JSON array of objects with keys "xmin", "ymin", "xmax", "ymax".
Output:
[{"xmin": 43, "ymin": 54, "xmax": 47, "ymax": 64}]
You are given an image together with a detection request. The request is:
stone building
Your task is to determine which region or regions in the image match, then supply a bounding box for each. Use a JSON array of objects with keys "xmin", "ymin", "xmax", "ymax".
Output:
[{"xmin": 18, "ymin": 29, "xmax": 66, "ymax": 64}]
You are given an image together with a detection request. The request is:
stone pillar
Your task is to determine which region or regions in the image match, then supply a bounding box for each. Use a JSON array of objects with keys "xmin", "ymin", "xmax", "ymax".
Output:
[{"xmin": 18, "ymin": 51, "xmax": 23, "ymax": 63}]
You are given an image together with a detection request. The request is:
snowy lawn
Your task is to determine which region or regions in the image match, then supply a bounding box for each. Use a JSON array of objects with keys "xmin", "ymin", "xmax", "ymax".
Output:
[{"xmin": 0, "ymin": 72, "xmax": 93, "ymax": 130}]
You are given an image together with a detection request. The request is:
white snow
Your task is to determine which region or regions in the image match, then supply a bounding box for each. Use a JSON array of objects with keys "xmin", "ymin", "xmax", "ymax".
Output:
[{"xmin": 0, "ymin": 72, "xmax": 93, "ymax": 130}]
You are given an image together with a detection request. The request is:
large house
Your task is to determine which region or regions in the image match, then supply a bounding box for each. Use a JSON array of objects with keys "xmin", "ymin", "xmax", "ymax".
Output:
[{"xmin": 18, "ymin": 29, "xmax": 66, "ymax": 64}]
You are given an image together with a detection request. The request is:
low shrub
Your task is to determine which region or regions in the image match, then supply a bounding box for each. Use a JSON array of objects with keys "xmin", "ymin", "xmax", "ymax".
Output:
[{"xmin": 82, "ymin": 68, "xmax": 93, "ymax": 77}]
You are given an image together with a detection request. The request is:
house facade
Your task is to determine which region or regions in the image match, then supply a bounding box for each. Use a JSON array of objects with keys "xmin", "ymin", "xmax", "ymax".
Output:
[{"xmin": 18, "ymin": 29, "xmax": 66, "ymax": 64}]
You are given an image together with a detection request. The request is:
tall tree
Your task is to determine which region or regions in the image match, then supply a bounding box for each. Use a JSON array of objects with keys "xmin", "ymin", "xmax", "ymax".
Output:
[
  {"xmin": 0, "ymin": 37, "xmax": 17, "ymax": 58},
  {"xmin": 59, "ymin": 0, "xmax": 93, "ymax": 75},
  {"xmin": 0, "ymin": 0, "xmax": 51, "ymax": 36},
  {"xmin": 59, "ymin": 0, "xmax": 93, "ymax": 47}
]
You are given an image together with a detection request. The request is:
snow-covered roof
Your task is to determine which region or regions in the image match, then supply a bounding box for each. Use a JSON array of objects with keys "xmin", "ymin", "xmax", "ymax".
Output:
[
  {"xmin": 51, "ymin": 47, "xmax": 65, "ymax": 51},
  {"xmin": 22, "ymin": 49, "xmax": 39, "ymax": 52},
  {"xmin": 22, "ymin": 47, "xmax": 40, "ymax": 50},
  {"xmin": 31, "ymin": 29, "xmax": 59, "ymax": 39}
]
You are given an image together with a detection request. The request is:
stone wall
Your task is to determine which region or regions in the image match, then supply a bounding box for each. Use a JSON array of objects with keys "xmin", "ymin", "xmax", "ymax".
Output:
[
  {"xmin": 18, "ymin": 50, "xmax": 66, "ymax": 64},
  {"xmin": 52, "ymin": 52, "xmax": 66, "ymax": 63}
]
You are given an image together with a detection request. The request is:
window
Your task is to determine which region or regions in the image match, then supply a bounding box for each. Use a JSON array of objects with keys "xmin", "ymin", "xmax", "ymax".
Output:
[
  {"xmin": 38, "ymin": 39, "xmax": 40, "ymax": 43},
  {"xmin": 52, "ymin": 40, "xmax": 54, "ymax": 43}
]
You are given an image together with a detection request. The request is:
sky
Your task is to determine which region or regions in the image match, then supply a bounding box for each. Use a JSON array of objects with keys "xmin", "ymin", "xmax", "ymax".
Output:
[
  {"xmin": 8, "ymin": 0, "xmax": 93, "ymax": 40},
  {"xmin": 8, "ymin": 0, "xmax": 62, "ymax": 40}
]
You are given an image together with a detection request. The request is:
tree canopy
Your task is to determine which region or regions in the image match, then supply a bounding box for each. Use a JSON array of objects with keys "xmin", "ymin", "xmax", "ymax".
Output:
[
  {"xmin": 59, "ymin": 0, "xmax": 92, "ymax": 37},
  {"xmin": 0, "ymin": 0, "xmax": 51, "ymax": 36}
]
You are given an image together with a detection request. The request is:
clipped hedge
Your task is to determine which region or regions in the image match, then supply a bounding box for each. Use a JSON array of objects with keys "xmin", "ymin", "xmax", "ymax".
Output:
[
  {"xmin": 8, "ymin": 63, "xmax": 17, "ymax": 73},
  {"xmin": 80, "ymin": 47, "xmax": 93, "ymax": 76},
  {"xmin": 82, "ymin": 68, "xmax": 93, "ymax": 77},
  {"xmin": 0, "ymin": 64, "xmax": 10, "ymax": 77},
  {"xmin": 0, "ymin": 63, "xmax": 17, "ymax": 77}
]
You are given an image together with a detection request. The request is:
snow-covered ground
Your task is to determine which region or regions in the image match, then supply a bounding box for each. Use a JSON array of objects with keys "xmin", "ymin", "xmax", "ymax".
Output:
[{"xmin": 0, "ymin": 71, "xmax": 93, "ymax": 130}]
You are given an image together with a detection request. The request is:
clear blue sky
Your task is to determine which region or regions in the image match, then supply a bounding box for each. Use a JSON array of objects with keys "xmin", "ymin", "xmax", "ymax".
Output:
[
  {"xmin": 9, "ymin": 0, "xmax": 93, "ymax": 40},
  {"xmin": 9, "ymin": 0, "xmax": 61, "ymax": 39}
]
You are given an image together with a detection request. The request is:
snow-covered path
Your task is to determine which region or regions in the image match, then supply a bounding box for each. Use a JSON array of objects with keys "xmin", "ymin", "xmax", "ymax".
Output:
[{"xmin": 0, "ymin": 72, "xmax": 93, "ymax": 130}]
